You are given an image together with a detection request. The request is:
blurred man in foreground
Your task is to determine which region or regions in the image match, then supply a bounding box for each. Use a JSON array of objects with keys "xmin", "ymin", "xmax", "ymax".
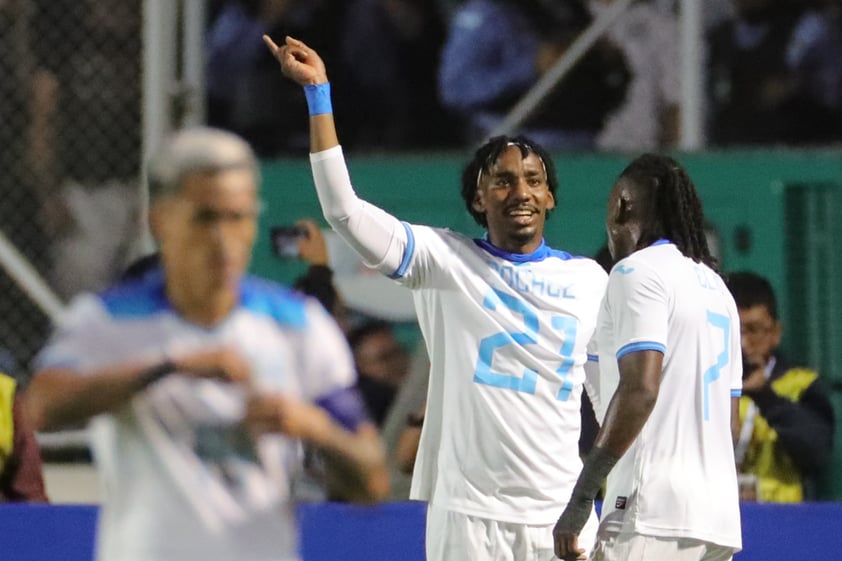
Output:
[{"xmin": 25, "ymin": 127, "xmax": 388, "ymax": 561}]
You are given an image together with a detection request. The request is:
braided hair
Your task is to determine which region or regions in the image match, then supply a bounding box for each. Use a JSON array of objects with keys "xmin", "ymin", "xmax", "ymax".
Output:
[
  {"xmin": 619, "ymin": 153, "xmax": 717, "ymax": 271},
  {"xmin": 460, "ymin": 135, "xmax": 558, "ymax": 228}
]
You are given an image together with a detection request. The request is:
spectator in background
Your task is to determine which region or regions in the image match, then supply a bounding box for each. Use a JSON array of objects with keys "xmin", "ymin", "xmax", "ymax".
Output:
[
  {"xmin": 438, "ymin": 0, "xmax": 630, "ymax": 150},
  {"xmin": 591, "ymin": 0, "xmax": 681, "ymax": 152},
  {"xmin": 726, "ymin": 271, "xmax": 834, "ymax": 502},
  {"xmin": 25, "ymin": 127, "xmax": 388, "ymax": 561},
  {"xmin": 338, "ymin": 0, "xmax": 459, "ymax": 150},
  {"xmin": 655, "ymin": 0, "xmax": 734, "ymax": 28},
  {"xmin": 395, "ymin": 399, "xmax": 425, "ymax": 474},
  {"xmin": 347, "ymin": 320, "xmax": 410, "ymax": 427},
  {"xmin": 0, "ymin": 362, "xmax": 48, "ymax": 502},
  {"xmin": 289, "ymin": 219, "xmax": 349, "ymax": 331},
  {"xmin": 0, "ymin": 1, "xmax": 55, "ymax": 375},
  {"xmin": 707, "ymin": 0, "xmax": 842, "ymax": 145},
  {"xmin": 30, "ymin": 0, "xmax": 143, "ymax": 300}
]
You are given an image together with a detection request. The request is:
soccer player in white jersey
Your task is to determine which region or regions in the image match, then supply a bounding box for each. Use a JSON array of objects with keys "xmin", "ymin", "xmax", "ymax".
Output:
[
  {"xmin": 265, "ymin": 35, "xmax": 608, "ymax": 561},
  {"xmin": 553, "ymin": 154, "xmax": 742, "ymax": 561},
  {"xmin": 25, "ymin": 128, "xmax": 389, "ymax": 561}
]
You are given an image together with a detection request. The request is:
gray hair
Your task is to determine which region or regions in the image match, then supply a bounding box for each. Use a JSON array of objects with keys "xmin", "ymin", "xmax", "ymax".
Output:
[{"xmin": 147, "ymin": 127, "xmax": 260, "ymax": 199}]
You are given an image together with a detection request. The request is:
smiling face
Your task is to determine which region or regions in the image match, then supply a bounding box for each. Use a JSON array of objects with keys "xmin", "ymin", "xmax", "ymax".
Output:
[{"xmin": 472, "ymin": 145, "xmax": 555, "ymax": 253}]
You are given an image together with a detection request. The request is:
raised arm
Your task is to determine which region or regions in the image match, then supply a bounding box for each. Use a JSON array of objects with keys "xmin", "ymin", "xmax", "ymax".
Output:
[
  {"xmin": 264, "ymin": 35, "xmax": 410, "ymax": 277},
  {"xmin": 262, "ymin": 35, "xmax": 337, "ymax": 153}
]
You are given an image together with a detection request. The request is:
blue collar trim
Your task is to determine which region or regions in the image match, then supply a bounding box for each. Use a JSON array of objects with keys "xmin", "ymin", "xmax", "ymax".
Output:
[{"xmin": 473, "ymin": 238, "xmax": 572, "ymax": 262}]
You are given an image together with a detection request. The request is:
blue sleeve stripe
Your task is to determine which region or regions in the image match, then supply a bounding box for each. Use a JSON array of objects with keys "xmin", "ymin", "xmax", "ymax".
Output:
[
  {"xmin": 587, "ymin": 354, "xmax": 599, "ymax": 362},
  {"xmin": 315, "ymin": 386, "xmax": 370, "ymax": 431},
  {"xmin": 387, "ymin": 222, "xmax": 415, "ymax": 279},
  {"xmin": 731, "ymin": 389, "xmax": 742, "ymax": 397},
  {"xmin": 616, "ymin": 341, "xmax": 666, "ymax": 360}
]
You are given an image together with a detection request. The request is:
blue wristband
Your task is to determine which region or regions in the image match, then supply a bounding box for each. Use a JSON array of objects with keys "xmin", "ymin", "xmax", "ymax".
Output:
[{"xmin": 304, "ymin": 83, "xmax": 332, "ymax": 116}]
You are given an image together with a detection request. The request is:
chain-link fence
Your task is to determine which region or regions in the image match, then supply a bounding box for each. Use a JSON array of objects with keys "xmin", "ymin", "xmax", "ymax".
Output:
[{"xmin": 0, "ymin": 0, "xmax": 143, "ymax": 383}]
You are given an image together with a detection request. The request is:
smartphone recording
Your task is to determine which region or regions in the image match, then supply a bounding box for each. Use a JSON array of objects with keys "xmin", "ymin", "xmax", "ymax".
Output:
[{"xmin": 270, "ymin": 225, "xmax": 308, "ymax": 258}]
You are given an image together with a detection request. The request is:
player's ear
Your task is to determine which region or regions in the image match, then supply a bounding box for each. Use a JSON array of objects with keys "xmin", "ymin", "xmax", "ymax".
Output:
[
  {"xmin": 471, "ymin": 189, "xmax": 485, "ymax": 214},
  {"xmin": 545, "ymin": 190, "xmax": 555, "ymax": 211},
  {"xmin": 616, "ymin": 192, "xmax": 633, "ymax": 224}
]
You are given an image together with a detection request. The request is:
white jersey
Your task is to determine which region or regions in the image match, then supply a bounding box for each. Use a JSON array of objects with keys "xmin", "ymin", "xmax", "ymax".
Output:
[
  {"xmin": 399, "ymin": 227, "xmax": 608, "ymax": 524},
  {"xmin": 594, "ymin": 241, "xmax": 742, "ymax": 550},
  {"xmin": 36, "ymin": 271, "xmax": 355, "ymax": 561},
  {"xmin": 309, "ymin": 145, "xmax": 607, "ymax": 525}
]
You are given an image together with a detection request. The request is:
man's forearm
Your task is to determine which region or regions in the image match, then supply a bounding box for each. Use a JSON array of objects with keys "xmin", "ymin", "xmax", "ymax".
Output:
[
  {"xmin": 310, "ymin": 112, "xmax": 339, "ymax": 153},
  {"xmin": 315, "ymin": 422, "xmax": 389, "ymax": 502},
  {"xmin": 752, "ymin": 383, "xmax": 835, "ymax": 473},
  {"xmin": 26, "ymin": 361, "xmax": 174, "ymax": 431},
  {"xmin": 594, "ymin": 381, "xmax": 658, "ymax": 458}
]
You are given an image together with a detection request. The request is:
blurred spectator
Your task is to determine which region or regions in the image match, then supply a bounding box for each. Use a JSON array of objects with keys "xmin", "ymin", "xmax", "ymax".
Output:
[
  {"xmin": 726, "ymin": 271, "xmax": 835, "ymax": 502},
  {"xmin": 0, "ymin": 358, "xmax": 48, "ymax": 502},
  {"xmin": 438, "ymin": 0, "xmax": 630, "ymax": 150},
  {"xmin": 338, "ymin": 0, "xmax": 460, "ymax": 150},
  {"xmin": 380, "ymin": 337, "xmax": 429, "ymax": 498},
  {"xmin": 33, "ymin": 0, "xmax": 141, "ymax": 186},
  {"xmin": 289, "ymin": 219, "xmax": 349, "ymax": 331},
  {"xmin": 655, "ymin": 0, "xmax": 734, "ymax": 28},
  {"xmin": 707, "ymin": 0, "xmax": 842, "ymax": 145},
  {"xmin": 30, "ymin": 0, "xmax": 143, "ymax": 299},
  {"xmin": 206, "ymin": 0, "xmax": 349, "ymax": 155},
  {"xmin": 395, "ymin": 399, "xmax": 425, "ymax": 474},
  {"xmin": 591, "ymin": 0, "xmax": 681, "ymax": 152},
  {"xmin": 347, "ymin": 321, "xmax": 410, "ymax": 426},
  {"xmin": 0, "ymin": 1, "xmax": 54, "ymax": 373},
  {"xmin": 0, "ymin": 383, "xmax": 49, "ymax": 503},
  {"xmin": 25, "ymin": 127, "xmax": 388, "ymax": 560}
]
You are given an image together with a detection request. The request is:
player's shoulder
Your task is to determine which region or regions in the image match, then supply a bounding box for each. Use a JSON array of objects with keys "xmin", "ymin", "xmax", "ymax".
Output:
[
  {"xmin": 97, "ymin": 268, "xmax": 170, "ymax": 318},
  {"xmin": 609, "ymin": 242, "xmax": 677, "ymax": 277},
  {"xmin": 413, "ymin": 223, "xmax": 468, "ymax": 244},
  {"xmin": 410, "ymin": 224, "xmax": 479, "ymax": 256},
  {"xmin": 239, "ymin": 276, "xmax": 315, "ymax": 329},
  {"xmin": 540, "ymin": 245, "xmax": 608, "ymax": 277}
]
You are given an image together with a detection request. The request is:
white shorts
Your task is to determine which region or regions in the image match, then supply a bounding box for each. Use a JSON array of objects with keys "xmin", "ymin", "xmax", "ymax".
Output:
[
  {"xmin": 425, "ymin": 503, "xmax": 599, "ymax": 561},
  {"xmin": 590, "ymin": 533, "xmax": 735, "ymax": 561}
]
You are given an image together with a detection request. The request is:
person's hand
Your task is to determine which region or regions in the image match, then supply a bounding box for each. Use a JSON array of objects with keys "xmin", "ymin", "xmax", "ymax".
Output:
[
  {"xmin": 263, "ymin": 35, "xmax": 328, "ymax": 86},
  {"xmin": 295, "ymin": 219, "xmax": 328, "ymax": 266},
  {"xmin": 244, "ymin": 393, "xmax": 332, "ymax": 442},
  {"xmin": 742, "ymin": 355, "xmax": 768, "ymax": 393},
  {"xmin": 553, "ymin": 504, "xmax": 589, "ymax": 561},
  {"xmin": 173, "ymin": 348, "xmax": 251, "ymax": 384}
]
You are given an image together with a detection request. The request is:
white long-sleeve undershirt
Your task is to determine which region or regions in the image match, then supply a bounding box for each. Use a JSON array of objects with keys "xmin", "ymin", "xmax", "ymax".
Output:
[{"xmin": 309, "ymin": 146, "xmax": 409, "ymax": 277}]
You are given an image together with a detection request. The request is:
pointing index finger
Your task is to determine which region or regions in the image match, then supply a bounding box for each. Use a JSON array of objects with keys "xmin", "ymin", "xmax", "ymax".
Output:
[{"xmin": 262, "ymin": 34, "xmax": 279, "ymax": 53}]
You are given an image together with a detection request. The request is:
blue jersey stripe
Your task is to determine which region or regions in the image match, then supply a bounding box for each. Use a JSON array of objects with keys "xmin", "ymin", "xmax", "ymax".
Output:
[
  {"xmin": 388, "ymin": 222, "xmax": 415, "ymax": 279},
  {"xmin": 100, "ymin": 270, "xmax": 309, "ymax": 329},
  {"xmin": 99, "ymin": 269, "xmax": 171, "ymax": 317},
  {"xmin": 474, "ymin": 238, "xmax": 578, "ymax": 262},
  {"xmin": 239, "ymin": 278, "xmax": 309, "ymax": 328},
  {"xmin": 616, "ymin": 341, "xmax": 666, "ymax": 360}
]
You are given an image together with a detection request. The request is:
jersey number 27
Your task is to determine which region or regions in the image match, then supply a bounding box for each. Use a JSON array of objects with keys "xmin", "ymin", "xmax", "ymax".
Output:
[{"xmin": 473, "ymin": 288, "xmax": 577, "ymax": 401}]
